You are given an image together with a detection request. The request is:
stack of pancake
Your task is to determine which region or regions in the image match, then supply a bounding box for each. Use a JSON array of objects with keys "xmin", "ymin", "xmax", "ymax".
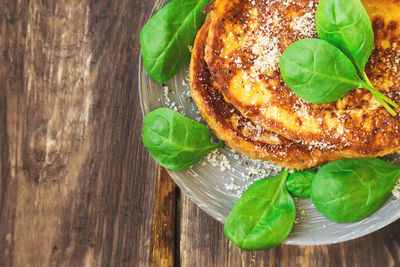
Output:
[{"xmin": 189, "ymin": 0, "xmax": 400, "ymax": 169}]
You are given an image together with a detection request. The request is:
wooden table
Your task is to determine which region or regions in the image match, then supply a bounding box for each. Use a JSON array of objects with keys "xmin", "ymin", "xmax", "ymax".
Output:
[{"xmin": 1, "ymin": 0, "xmax": 400, "ymax": 266}]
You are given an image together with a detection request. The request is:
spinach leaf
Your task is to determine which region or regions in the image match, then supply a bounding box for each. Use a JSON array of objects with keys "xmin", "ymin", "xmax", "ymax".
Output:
[
  {"xmin": 316, "ymin": 0, "xmax": 373, "ymax": 76},
  {"xmin": 224, "ymin": 170, "xmax": 296, "ymax": 250},
  {"xmin": 311, "ymin": 158, "xmax": 400, "ymax": 223},
  {"xmin": 280, "ymin": 38, "xmax": 398, "ymax": 115},
  {"xmin": 140, "ymin": 0, "xmax": 208, "ymax": 83},
  {"xmin": 280, "ymin": 39, "xmax": 364, "ymax": 104},
  {"xmin": 286, "ymin": 170, "xmax": 316, "ymax": 198},
  {"xmin": 142, "ymin": 108, "xmax": 224, "ymax": 170},
  {"xmin": 314, "ymin": 0, "xmax": 398, "ymax": 115}
]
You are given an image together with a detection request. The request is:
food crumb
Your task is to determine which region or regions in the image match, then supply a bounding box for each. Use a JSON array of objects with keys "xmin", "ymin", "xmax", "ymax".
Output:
[
  {"xmin": 392, "ymin": 179, "xmax": 400, "ymax": 199},
  {"xmin": 205, "ymin": 150, "xmax": 232, "ymax": 171},
  {"xmin": 225, "ymin": 178, "xmax": 242, "ymax": 191}
]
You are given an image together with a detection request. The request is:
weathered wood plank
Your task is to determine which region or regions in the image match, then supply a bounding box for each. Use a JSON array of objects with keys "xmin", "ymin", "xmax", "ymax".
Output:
[
  {"xmin": 150, "ymin": 167, "xmax": 177, "ymax": 267},
  {"xmin": 180, "ymin": 195, "xmax": 400, "ymax": 267},
  {"xmin": 0, "ymin": 0, "xmax": 158, "ymax": 266},
  {"xmin": 180, "ymin": 194, "xmax": 229, "ymax": 267}
]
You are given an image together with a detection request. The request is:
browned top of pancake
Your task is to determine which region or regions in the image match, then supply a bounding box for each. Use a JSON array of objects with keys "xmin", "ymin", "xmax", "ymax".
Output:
[
  {"xmin": 205, "ymin": 0, "xmax": 400, "ymax": 157},
  {"xmin": 190, "ymin": 17, "xmax": 343, "ymax": 169}
]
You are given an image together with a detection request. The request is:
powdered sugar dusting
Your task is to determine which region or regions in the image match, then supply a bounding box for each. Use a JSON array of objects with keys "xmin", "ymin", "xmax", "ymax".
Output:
[
  {"xmin": 251, "ymin": 35, "xmax": 281, "ymax": 76},
  {"xmin": 291, "ymin": 9, "xmax": 317, "ymax": 38},
  {"xmin": 204, "ymin": 150, "xmax": 232, "ymax": 171},
  {"xmin": 200, "ymin": 147, "xmax": 284, "ymax": 197}
]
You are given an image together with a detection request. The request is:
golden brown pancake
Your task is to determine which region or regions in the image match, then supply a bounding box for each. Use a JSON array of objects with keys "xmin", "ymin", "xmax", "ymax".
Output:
[
  {"xmin": 205, "ymin": 0, "xmax": 400, "ymax": 158},
  {"xmin": 190, "ymin": 18, "xmax": 343, "ymax": 169}
]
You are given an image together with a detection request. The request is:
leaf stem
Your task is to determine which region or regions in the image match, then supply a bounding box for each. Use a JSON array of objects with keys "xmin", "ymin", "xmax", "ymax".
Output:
[
  {"xmin": 368, "ymin": 89, "xmax": 397, "ymax": 117},
  {"xmin": 359, "ymin": 72, "xmax": 398, "ymax": 116},
  {"xmin": 361, "ymin": 72, "xmax": 399, "ymax": 108}
]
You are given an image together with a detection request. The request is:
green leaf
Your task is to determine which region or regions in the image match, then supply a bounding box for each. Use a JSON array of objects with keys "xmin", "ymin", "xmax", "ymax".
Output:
[
  {"xmin": 140, "ymin": 0, "xmax": 208, "ymax": 83},
  {"xmin": 280, "ymin": 38, "xmax": 364, "ymax": 104},
  {"xmin": 311, "ymin": 158, "xmax": 400, "ymax": 223},
  {"xmin": 224, "ymin": 170, "xmax": 296, "ymax": 250},
  {"xmin": 142, "ymin": 108, "xmax": 224, "ymax": 170},
  {"xmin": 281, "ymin": 1, "xmax": 398, "ymax": 116},
  {"xmin": 286, "ymin": 170, "xmax": 316, "ymax": 198},
  {"xmin": 316, "ymin": 0, "xmax": 374, "ymax": 75}
]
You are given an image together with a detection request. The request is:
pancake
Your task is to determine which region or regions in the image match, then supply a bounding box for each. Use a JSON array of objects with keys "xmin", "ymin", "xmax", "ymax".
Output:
[
  {"xmin": 190, "ymin": 18, "xmax": 342, "ymax": 169},
  {"xmin": 205, "ymin": 0, "xmax": 400, "ymax": 158}
]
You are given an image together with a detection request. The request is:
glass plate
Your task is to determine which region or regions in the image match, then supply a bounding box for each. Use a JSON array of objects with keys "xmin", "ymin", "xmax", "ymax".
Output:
[{"xmin": 139, "ymin": 0, "xmax": 400, "ymax": 245}]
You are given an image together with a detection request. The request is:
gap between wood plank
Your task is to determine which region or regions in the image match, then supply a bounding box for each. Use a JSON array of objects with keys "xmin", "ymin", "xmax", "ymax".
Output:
[{"xmin": 150, "ymin": 166, "xmax": 178, "ymax": 267}]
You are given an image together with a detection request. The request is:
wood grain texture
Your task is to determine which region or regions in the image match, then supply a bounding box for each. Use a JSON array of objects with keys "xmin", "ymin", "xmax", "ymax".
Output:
[
  {"xmin": 0, "ymin": 0, "xmax": 158, "ymax": 266},
  {"xmin": 150, "ymin": 167, "xmax": 177, "ymax": 267}
]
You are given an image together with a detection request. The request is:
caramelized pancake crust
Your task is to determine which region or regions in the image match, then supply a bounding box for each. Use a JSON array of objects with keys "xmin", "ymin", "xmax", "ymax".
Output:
[
  {"xmin": 190, "ymin": 19, "xmax": 342, "ymax": 169},
  {"xmin": 205, "ymin": 0, "xmax": 400, "ymax": 157}
]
